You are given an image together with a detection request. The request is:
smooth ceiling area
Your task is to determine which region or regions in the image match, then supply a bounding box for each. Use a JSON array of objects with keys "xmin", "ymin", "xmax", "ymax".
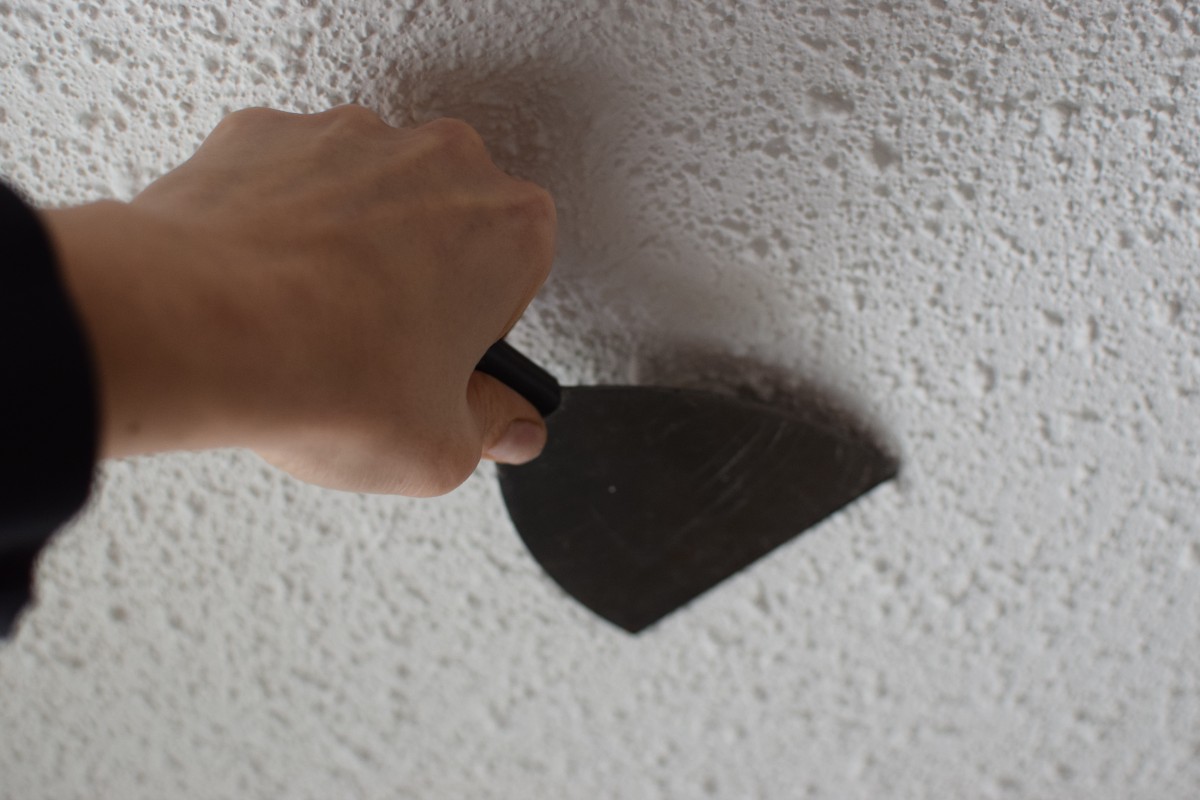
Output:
[{"xmin": 2, "ymin": 1, "xmax": 1199, "ymax": 798}]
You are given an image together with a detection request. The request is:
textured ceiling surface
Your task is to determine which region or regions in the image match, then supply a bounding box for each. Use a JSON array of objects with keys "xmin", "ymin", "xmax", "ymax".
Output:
[{"xmin": 3, "ymin": 1, "xmax": 1200, "ymax": 798}]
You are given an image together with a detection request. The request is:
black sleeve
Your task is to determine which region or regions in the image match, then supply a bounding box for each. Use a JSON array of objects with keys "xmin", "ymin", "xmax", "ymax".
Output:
[{"xmin": 0, "ymin": 180, "xmax": 99, "ymax": 639}]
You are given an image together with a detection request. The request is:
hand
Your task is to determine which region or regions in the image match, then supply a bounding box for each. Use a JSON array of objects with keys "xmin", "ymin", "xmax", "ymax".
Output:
[{"xmin": 41, "ymin": 105, "xmax": 556, "ymax": 496}]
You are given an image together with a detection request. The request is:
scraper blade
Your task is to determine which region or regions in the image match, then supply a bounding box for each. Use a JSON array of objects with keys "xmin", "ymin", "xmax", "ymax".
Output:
[{"xmin": 478, "ymin": 342, "xmax": 897, "ymax": 633}]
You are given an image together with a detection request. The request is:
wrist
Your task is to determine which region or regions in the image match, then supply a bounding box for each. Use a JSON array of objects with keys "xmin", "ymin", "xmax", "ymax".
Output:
[{"xmin": 42, "ymin": 201, "xmax": 256, "ymax": 457}]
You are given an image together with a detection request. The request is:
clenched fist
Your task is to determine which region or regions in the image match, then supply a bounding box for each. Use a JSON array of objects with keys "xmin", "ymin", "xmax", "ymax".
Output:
[{"xmin": 42, "ymin": 105, "xmax": 556, "ymax": 496}]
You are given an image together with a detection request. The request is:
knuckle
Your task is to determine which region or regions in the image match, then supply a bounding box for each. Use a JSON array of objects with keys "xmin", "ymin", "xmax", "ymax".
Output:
[
  {"xmin": 215, "ymin": 106, "xmax": 281, "ymax": 133},
  {"xmin": 324, "ymin": 103, "xmax": 385, "ymax": 130},
  {"xmin": 511, "ymin": 184, "xmax": 557, "ymax": 277},
  {"xmin": 409, "ymin": 427, "xmax": 478, "ymax": 496},
  {"xmin": 429, "ymin": 441, "xmax": 479, "ymax": 495},
  {"xmin": 422, "ymin": 117, "xmax": 486, "ymax": 153},
  {"xmin": 517, "ymin": 183, "xmax": 557, "ymax": 227}
]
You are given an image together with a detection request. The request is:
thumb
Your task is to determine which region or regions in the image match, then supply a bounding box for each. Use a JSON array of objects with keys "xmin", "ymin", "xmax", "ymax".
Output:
[{"xmin": 467, "ymin": 371, "xmax": 548, "ymax": 465}]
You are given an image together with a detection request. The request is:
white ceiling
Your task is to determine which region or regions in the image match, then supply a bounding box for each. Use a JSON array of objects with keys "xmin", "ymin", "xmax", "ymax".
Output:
[{"xmin": 2, "ymin": 1, "xmax": 1198, "ymax": 797}]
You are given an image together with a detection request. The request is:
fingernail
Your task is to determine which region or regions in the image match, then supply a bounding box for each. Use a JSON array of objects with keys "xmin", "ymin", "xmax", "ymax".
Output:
[{"xmin": 486, "ymin": 419, "xmax": 546, "ymax": 465}]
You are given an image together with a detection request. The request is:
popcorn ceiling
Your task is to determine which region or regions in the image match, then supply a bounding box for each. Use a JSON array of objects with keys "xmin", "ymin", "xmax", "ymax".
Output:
[{"xmin": 2, "ymin": 1, "xmax": 1200, "ymax": 797}]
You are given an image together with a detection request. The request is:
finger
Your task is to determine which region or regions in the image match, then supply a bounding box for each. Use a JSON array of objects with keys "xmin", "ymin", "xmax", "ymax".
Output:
[
  {"xmin": 467, "ymin": 371, "xmax": 548, "ymax": 465},
  {"xmin": 496, "ymin": 184, "xmax": 557, "ymax": 338}
]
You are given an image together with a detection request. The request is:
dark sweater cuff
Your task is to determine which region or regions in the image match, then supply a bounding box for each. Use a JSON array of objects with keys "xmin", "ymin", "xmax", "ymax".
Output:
[{"xmin": 0, "ymin": 181, "xmax": 99, "ymax": 638}]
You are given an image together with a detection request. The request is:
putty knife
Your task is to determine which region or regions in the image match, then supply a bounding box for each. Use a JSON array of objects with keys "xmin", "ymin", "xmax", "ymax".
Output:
[{"xmin": 477, "ymin": 341, "xmax": 897, "ymax": 633}]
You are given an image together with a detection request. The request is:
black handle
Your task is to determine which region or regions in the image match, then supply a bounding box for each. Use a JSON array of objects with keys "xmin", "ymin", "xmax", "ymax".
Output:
[{"xmin": 476, "ymin": 340, "xmax": 563, "ymax": 417}]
